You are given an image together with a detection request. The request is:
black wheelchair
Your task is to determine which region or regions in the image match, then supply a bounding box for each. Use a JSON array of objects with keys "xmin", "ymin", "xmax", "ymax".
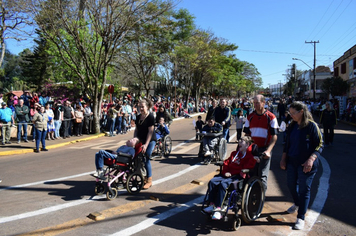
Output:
[
  {"xmin": 197, "ymin": 132, "xmax": 227, "ymax": 164},
  {"xmin": 201, "ymin": 155, "xmax": 265, "ymax": 230}
]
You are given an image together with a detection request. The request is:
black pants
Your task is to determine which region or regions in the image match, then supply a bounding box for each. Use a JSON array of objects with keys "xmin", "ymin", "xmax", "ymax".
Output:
[
  {"xmin": 323, "ymin": 125, "xmax": 334, "ymax": 145},
  {"xmin": 62, "ymin": 120, "xmax": 70, "ymax": 137}
]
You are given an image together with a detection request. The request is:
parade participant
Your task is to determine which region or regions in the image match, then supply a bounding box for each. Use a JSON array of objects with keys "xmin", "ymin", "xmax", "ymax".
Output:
[
  {"xmin": 15, "ymin": 99, "xmax": 30, "ymax": 143},
  {"xmin": 32, "ymin": 105, "xmax": 49, "ymax": 153},
  {"xmin": 214, "ymin": 99, "xmax": 231, "ymax": 141},
  {"xmin": 0, "ymin": 102, "xmax": 14, "ymax": 145},
  {"xmin": 280, "ymin": 101, "xmax": 323, "ymax": 230},
  {"xmin": 195, "ymin": 115, "xmax": 205, "ymax": 140},
  {"xmin": 155, "ymin": 104, "xmax": 172, "ymax": 126},
  {"xmin": 206, "ymin": 99, "xmax": 217, "ymax": 123},
  {"xmin": 319, "ymin": 101, "xmax": 337, "ymax": 147},
  {"xmin": 134, "ymin": 98, "xmax": 157, "ymax": 189},
  {"xmin": 243, "ymin": 94, "xmax": 278, "ymax": 191},
  {"xmin": 203, "ymin": 136, "xmax": 259, "ymax": 220},
  {"xmin": 94, "ymin": 137, "xmax": 139, "ymax": 179},
  {"xmin": 155, "ymin": 117, "xmax": 170, "ymax": 140},
  {"xmin": 201, "ymin": 116, "xmax": 223, "ymax": 157},
  {"xmin": 234, "ymin": 109, "xmax": 245, "ymax": 142}
]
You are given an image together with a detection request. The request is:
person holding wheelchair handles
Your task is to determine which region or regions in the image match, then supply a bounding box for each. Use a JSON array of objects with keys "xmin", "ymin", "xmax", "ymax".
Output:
[
  {"xmin": 134, "ymin": 98, "xmax": 157, "ymax": 190},
  {"xmin": 280, "ymin": 101, "xmax": 323, "ymax": 230},
  {"xmin": 203, "ymin": 136, "xmax": 260, "ymax": 220}
]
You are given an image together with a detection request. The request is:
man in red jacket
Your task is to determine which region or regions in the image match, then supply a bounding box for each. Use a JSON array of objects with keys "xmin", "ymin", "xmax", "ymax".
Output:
[{"xmin": 202, "ymin": 136, "xmax": 259, "ymax": 220}]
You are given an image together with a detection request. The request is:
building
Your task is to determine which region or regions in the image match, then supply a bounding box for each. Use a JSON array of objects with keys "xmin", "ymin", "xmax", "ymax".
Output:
[
  {"xmin": 333, "ymin": 44, "xmax": 356, "ymax": 97},
  {"xmin": 298, "ymin": 66, "xmax": 333, "ymax": 99},
  {"xmin": 269, "ymin": 82, "xmax": 284, "ymax": 97}
]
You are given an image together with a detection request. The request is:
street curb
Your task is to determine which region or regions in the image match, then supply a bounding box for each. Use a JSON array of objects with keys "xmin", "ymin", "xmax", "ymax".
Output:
[
  {"xmin": 338, "ymin": 119, "xmax": 356, "ymax": 127},
  {"xmin": 0, "ymin": 133, "xmax": 106, "ymax": 156}
]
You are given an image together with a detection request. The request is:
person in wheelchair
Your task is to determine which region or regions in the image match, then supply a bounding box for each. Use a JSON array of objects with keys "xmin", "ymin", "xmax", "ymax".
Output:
[
  {"xmin": 93, "ymin": 137, "xmax": 139, "ymax": 179},
  {"xmin": 202, "ymin": 136, "xmax": 260, "ymax": 220},
  {"xmin": 155, "ymin": 117, "xmax": 170, "ymax": 140},
  {"xmin": 201, "ymin": 116, "xmax": 223, "ymax": 157}
]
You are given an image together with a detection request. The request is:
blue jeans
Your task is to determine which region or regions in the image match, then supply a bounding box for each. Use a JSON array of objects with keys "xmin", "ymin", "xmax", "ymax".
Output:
[
  {"xmin": 17, "ymin": 121, "xmax": 28, "ymax": 141},
  {"xmin": 95, "ymin": 150, "xmax": 116, "ymax": 170},
  {"xmin": 207, "ymin": 175, "xmax": 241, "ymax": 208},
  {"xmin": 287, "ymin": 163, "xmax": 317, "ymax": 220},
  {"xmin": 222, "ymin": 127, "xmax": 229, "ymax": 141},
  {"xmin": 109, "ymin": 118, "xmax": 115, "ymax": 135},
  {"xmin": 144, "ymin": 141, "xmax": 156, "ymax": 178},
  {"xmin": 115, "ymin": 116, "xmax": 122, "ymax": 134},
  {"xmin": 54, "ymin": 120, "xmax": 62, "ymax": 138},
  {"xmin": 35, "ymin": 128, "xmax": 47, "ymax": 150}
]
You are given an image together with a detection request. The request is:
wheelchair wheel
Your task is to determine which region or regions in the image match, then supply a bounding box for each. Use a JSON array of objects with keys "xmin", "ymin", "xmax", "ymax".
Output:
[
  {"xmin": 163, "ymin": 135, "xmax": 172, "ymax": 157},
  {"xmin": 233, "ymin": 216, "xmax": 241, "ymax": 231},
  {"xmin": 94, "ymin": 182, "xmax": 106, "ymax": 195},
  {"xmin": 126, "ymin": 172, "xmax": 144, "ymax": 194},
  {"xmin": 106, "ymin": 188, "xmax": 118, "ymax": 200},
  {"xmin": 241, "ymin": 176, "xmax": 265, "ymax": 223},
  {"xmin": 218, "ymin": 138, "xmax": 227, "ymax": 161}
]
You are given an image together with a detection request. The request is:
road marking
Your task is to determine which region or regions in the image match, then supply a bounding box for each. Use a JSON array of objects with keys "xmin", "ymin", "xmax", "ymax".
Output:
[
  {"xmin": 110, "ymin": 196, "xmax": 205, "ymax": 236},
  {"xmin": 287, "ymin": 155, "xmax": 330, "ymax": 235},
  {"xmin": 0, "ymin": 137, "xmax": 205, "ymax": 224}
]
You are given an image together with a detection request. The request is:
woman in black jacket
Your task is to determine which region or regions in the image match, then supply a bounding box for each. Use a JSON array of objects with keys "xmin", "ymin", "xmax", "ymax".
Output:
[{"xmin": 280, "ymin": 101, "xmax": 323, "ymax": 230}]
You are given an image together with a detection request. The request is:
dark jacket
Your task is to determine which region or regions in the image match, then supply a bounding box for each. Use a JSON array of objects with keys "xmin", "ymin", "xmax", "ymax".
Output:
[
  {"xmin": 202, "ymin": 122, "xmax": 223, "ymax": 133},
  {"xmin": 283, "ymin": 119, "xmax": 323, "ymax": 173},
  {"xmin": 155, "ymin": 109, "xmax": 172, "ymax": 125},
  {"xmin": 214, "ymin": 106, "xmax": 231, "ymax": 128},
  {"xmin": 319, "ymin": 109, "xmax": 337, "ymax": 127},
  {"xmin": 15, "ymin": 105, "xmax": 30, "ymax": 122}
]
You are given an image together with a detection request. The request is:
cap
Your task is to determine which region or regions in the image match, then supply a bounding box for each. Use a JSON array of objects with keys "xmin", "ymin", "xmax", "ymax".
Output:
[{"xmin": 1, "ymin": 102, "xmax": 6, "ymax": 105}]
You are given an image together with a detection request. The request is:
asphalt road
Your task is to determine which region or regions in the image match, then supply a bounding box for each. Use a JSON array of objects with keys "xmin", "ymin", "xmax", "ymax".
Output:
[{"xmin": 0, "ymin": 115, "xmax": 355, "ymax": 236}]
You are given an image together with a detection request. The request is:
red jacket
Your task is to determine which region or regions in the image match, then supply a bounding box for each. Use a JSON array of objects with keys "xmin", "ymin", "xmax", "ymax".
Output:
[{"xmin": 222, "ymin": 145, "xmax": 257, "ymax": 176}]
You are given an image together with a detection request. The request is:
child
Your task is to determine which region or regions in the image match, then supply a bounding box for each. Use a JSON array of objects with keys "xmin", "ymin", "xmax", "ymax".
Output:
[
  {"xmin": 234, "ymin": 109, "xmax": 245, "ymax": 142},
  {"xmin": 94, "ymin": 137, "xmax": 139, "ymax": 179},
  {"xmin": 202, "ymin": 136, "xmax": 260, "ymax": 220},
  {"xmin": 195, "ymin": 115, "xmax": 205, "ymax": 140},
  {"xmin": 155, "ymin": 117, "xmax": 170, "ymax": 140}
]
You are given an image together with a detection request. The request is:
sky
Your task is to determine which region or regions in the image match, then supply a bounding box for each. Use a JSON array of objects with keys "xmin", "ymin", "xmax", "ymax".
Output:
[{"xmin": 6, "ymin": 0, "xmax": 356, "ymax": 87}]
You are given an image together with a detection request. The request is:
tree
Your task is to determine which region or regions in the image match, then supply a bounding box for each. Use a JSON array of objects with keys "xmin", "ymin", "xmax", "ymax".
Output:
[
  {"xmin": 321, "ymin": 76, "xmax": 350, "ymax": 98},
  {"xmin": 28, "ymin": 0, "xmax": 174, "ymax": 133},
  {"xmin": 0, "ymin": 0, "xmax": 33, "ymax": 67}
]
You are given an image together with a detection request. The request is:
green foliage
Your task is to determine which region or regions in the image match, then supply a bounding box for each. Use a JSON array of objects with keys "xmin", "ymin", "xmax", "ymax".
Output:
[{"xmin": 321, "ymin": 76, "xmax": 350, "ymax": 98}]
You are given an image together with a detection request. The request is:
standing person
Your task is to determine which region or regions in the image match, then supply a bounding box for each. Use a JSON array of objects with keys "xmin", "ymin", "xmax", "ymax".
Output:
[
  {"xmin": 319, "ymin": 101, "xmax": 337, "ymax": 147},
  {"xmin": 234, "ymin": 109, "xmax": 245, "ymax": 142},
  {"xmin": 155, "ymin": 104, "xmax": 173, "ymax": 126},
  {"xmin": 206, "ymin": 99, "xmax": 217, "ymax": 122},
  {"xmin": 62, "ymin": 101, "xmax": 73, "ymax": 139},
  {"xmin": 280, "ymin": 101, "xmax": 323, "ymax": 230},
  {"xmin": 45, "ymin": 103, "xmax": 55, "ymax": 140},
  {"xmin": 134, "ymin": 98, "xmax": 157, "ymax": 189},
  {"xmin": 53, "ymin": 101, "xmax": 63, "ymax": 139},
  {"xmin": 32, "ymin": 105, "xmax": 49, "ymax": 153},
  {"xmin": 108, "ymin": 104, "xmax": 119, "ymax": 137},
  {"xmin": 83, "ymin": 102, "xmax": 93, "ymax": 134},
  {"xmin": 15, "ymin": 99, "xmax": 30, "ymax": 143},
  {"xmin": 243, "ymin": 94, "xmax": 278, "ymax": 191},
  {"xmin": 277, "ymin": 99, "xmax": 286, "ymax": 123},
  {"xmin": 214, "ymin": 98, "xmax": 231, "ymax": 141},
  {"xmin": 74, "ymin": 105, "xmax": 84, "ymax": 136},
  {"xmin": 195, "ymin": 115, "xmax": 205, "ymax": 140},
  {"xmin": 0, "ymin": 102, "xmax": 14, "ymax": 145}
]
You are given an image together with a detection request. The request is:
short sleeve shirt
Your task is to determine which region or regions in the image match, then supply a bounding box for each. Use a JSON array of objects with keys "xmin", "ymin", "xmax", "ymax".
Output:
[{"xmin": 135, "ymin": 113, "xmax": 157, "ymax": 143}]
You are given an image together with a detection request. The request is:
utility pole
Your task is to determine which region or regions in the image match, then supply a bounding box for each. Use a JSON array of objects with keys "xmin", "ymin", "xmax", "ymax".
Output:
[{"xmin": 305, "ymin": 40, "xmax": 319, "ymax": 100}]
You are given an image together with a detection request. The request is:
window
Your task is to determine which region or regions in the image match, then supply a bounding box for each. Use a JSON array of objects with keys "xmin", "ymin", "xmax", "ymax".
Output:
[
  {"xmin": 341, "ymin": 63, "xmax": 346, "ymax": 74},
  {"xmin": 334, "ymin": 67, "xmax": 339, "ymax": 77}
]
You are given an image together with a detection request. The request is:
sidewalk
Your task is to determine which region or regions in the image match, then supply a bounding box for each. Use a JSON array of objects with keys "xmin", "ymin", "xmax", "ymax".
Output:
[{"xmin": 0, "ymin": 112, "xmax": 203, "ymax": 156}]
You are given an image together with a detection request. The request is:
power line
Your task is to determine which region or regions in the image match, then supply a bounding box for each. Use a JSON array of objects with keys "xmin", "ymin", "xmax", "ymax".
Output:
[{"xmin": 236, "ymin": 49, "xmax": 338, "ymax": 57}]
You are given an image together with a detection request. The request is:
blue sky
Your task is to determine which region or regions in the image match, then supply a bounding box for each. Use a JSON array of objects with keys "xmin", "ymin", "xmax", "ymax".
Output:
[{"xmin": 6, "ymin": 0, "xmax": 356, "ymax": 87}]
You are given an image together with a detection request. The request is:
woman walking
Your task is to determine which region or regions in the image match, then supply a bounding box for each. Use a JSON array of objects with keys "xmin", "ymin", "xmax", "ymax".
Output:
[{"xmin": 134, "ymin": 98, "xmax": 157, "ymax": 189}]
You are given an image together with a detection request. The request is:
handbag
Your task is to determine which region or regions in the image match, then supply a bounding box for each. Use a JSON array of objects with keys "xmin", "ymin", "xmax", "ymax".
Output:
[{"xmin": 75, "ymin": 117, "xmax": 82, "ymax": 123}]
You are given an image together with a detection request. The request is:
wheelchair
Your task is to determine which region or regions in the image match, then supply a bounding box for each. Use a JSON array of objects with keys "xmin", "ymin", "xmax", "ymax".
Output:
[
  {"xmin": 152, "ymin": 126, "xmax": 172, "ymax": 158},
  {"xmin": 197, "ymin": 132, "xmax": 227, "ymax": 164},
  {"xmin": 201, "ymin": 160, "xmax": 265, "ymax": 230},
  {"xmin": 93, "ymin": 144, "xmax": 146, "ymax": 200}
]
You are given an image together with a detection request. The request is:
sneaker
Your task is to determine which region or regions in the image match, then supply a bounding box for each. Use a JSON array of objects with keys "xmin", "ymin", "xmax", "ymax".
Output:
[
  {"xmin": 203, "ymin": 205, "xmax": 215, "ymax": 213},
  {"xmin": 5, "ymin": 141, "xmax": 11, "ymax": 144},
  {"xmin": 41, "ymin": 148, "xmax": 49, "ymax": 151},
  {"xmin": 0, "ymin": 178, "xmax": 2, "ymax": 183},
  {"xmin": 32, "ymin": 139, "xmax": 35, "ymax": 142},
  {"xmin": 212, "ymin": 211, "xmax": 222, "ymax": 220},
  {"xmin": 34, "ymin": 149, "xmax": 40, "ymax": 153},
  {"xmin": 287, "ymin": 204, "xmax": 298, "ymax": 214},
  {"xmin": 204, "ymin": 150, "xmax": 212, "ymax": 156},
  {"xmin": 1, "ymin": 142, "xmax": 5, "ymax": 145},
  {"xmin": 293, "ymin": 218, "xmax": 305, "ymax": 230},
  {"xmin": 23, "ymin": 139, "xmax": 28, "ymax": 143},
  {"xmin": 17, "ymin": 140, "xmax": 21, "ymax": 144},
  {"xmin": 97, "ymin": 170, "xmax": 106, "ymax": 180}
]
